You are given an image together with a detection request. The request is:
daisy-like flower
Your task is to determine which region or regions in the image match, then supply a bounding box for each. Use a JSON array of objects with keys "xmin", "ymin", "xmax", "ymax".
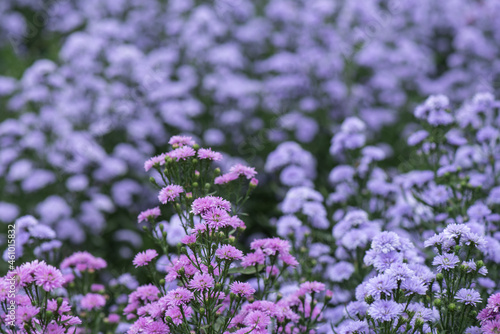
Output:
[
  {"xmin": 366, "ymin": 274, "xmax": 397, "ymax": 299},
  {"xmin": 188, "ymin": 273, "xmax": 214, "ymax": 292},
  {"xmin": 34, "ymin": 263, "xmax": 65, "ymax": 291},
  {"xmin": 165, "ymin": 288, "xmax": 194, "ymax": 307},
  {"xmin": 197, "ymin": 148, "xmax": 222, "ymax": 161},
  {"xmin": 229, "ymin": 164, "xmax": 257, "ymax": 179},
  {"xmin": 298, "ymin": 281, "xmax": 326, "ymax": 295},
  {"xmin": 230, "ymin": 281, "xmax": 255, "ymax": 298},
  {"xmin": 165, "ymin": 305, "xmax": 193, "ymax": 325},
  {"xmin": 214, "ymin": 173, "xmax": 239, "ymax": 184},
  {"xmin": 244, "ymin": 311, "xmax": 271, "ymax": 331},
  {"xmin": 168, "ymin": 146, "xmax": 196, "ymax": 161},
  {"xmin": 168, "ymin": 135, "xmax": 196, "ymax": 147},
  {"xmin": 241, "ymin": 249, "xmax": 266, "ymax": 268},
  {"xmin": 17, "ymin": 305, "xmax": 40, "ymax": 323},
  {"xmin": 137, "ymin": 207, "xmax": 161, "ymax": 223},
  {"xmin": 432, "ymin": 253, "xmax": 460, "ymax": 272},
  {"xmin": 158, "ymin": 185, "xmax": 184, "ymax": 204},
  {"xmin": 368, "ymin": 300, "xmax": 403, "ymax": 322},
  {"xmin": 133, "ymin": 249, "xmax": 158, "ymax": 267},
  {"xmin": 201, "ymin": 207, "xmax": 232, "ymax": 228},
  {"xmin": 455, "ymin": 288, "xmax": 482, "ymax": 306},
  {"xmin": 80, "ymin": 293, "xmax": 106, "ymax": 310},
  {"xmin": 60, "ymin": 251, "xmax": 107, "ymax": 271},
  {"xmin": 144, "ymin": 153, "xmax": 167, "ymax": 172},
  {"xmin": 181, "ymin": 234, "xmax": 197, "ymax": 245},
  {"xmin": 191, "ymin": 196, "xmax": 231, "ymax": 215},
  {"xmin": 481, "ymin": 319, "xmax": 500, "ymax": 334},
  {"xmin": 215, "ymin": 245, "xmax": 244, "ymax": 261}
]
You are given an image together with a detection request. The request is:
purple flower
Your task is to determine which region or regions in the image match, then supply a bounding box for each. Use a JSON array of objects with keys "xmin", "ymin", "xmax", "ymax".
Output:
[
  {"xmin": 368, "ymin": 300, "xmax": 403, "ymax": 322},
  {"xmin": 455, "ymin": 288, "xmax": 482, "ymax": 306},
  {"xmin": 432, "ymin": 253, "xmax": 460, "ymax": 272},
  {"xmin": 407, "ymin": 130, "xmax": 429, "ymax": 146},
  {"xmin": 132, "ymin": 249, "xmax": 158, "ymax": 267},
  {"xmin": 158, "ymin": 185, "xmax": 184, "ymax": 204},
  {"xmin": 366, "ymin": 274, "xmax": 397, "ymax": 299}
]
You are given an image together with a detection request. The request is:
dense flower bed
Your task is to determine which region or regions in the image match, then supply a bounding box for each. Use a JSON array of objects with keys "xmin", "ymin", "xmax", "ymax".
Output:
[{"xmin": 1, "ymin": 0, "xmax": 500, "ymax": 333}]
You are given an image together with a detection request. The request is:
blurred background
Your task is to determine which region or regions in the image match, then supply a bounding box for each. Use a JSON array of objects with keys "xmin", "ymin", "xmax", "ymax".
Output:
[{"xmin": 1, "ymin": 0, "xmax": 499, "ymax": 273}]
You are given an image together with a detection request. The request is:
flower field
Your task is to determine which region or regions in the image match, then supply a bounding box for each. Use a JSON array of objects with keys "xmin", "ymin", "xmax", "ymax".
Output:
[{"xmin": 1, "ymin": 0, "xmax": 500, "ymax": 333}]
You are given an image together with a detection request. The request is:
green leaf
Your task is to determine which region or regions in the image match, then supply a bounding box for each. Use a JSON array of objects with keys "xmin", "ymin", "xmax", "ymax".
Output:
[{"xmin": 228, "ymin": 264, "xmax": 265, "ymax": 275}]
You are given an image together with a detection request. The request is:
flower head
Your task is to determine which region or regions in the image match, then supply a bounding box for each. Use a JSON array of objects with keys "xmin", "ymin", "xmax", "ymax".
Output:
[
  {"xmin": 158, "ymin": 185, "xmax": 184, "ymax": 204},
  {"xmin": 133, "ymin": 249, "xmax": 158, "ymax": 267}
]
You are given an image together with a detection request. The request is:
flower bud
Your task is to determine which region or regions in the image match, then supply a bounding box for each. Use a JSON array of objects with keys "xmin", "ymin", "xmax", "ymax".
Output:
[
  {"xmin": 208, "ymin": 265, "xmax": 214, "ymax": 274},
  {"xmin": 192, "ymin": 159, "xmax": 198, "ymax": 165},
  {"xmin": 159, "ymin": 224, "xmax": 165, "ymax": 232},
  {"xmin": 149, "ymin": 177, "xmax": 157, "ymax": 185},
  {"xmin": 436, "ymin": 273, "xmax": 444, "ymax": 282},
  {"xmin": 415, "ymin": 318, "xmax": 424, "ymax": 328},
  {"xmin": 178, "ymin": 267, "xmax": 185, "ymax": 275},
  {"xmin": 228, "ymin": 236, "xmax": 236, "ymax": 244},
  {"xmin": 57, "ymin": 297, "xmax": 63, "ymax": 306},
  {"xmin": 325, "ymin": 290, "xmax": 333, "ymax": 302},
  {"xmin": 165, "ymin": 316, "xmax": 173, "ymax": 323},
  {"xmin": 204, "ymin": 183, "xmax": 211, "ymax": 190},
  {"xmin": 186, "ymin": 192, "xmax": 193, "ymax": 199},
  {"xmin": 192, "ymin": 182, "xmax": 199, "ymax": 187},
  {"xmin": 162, "ymin": 231, "xmax": 167, "ymax": 238},
  {"xmin": 46, "ymin": 311, "xmax": 53, "ymax": 318},
  {"xmin": 200, "ymin": 308, "xmax": 205, "ymax": 314},
  {"xmin": 214, "ymin": 168, "xmax": 221, "ymax": 176},
  {"xmin": 276, "ymin": 293, "xmax": 283, "ymax": 301},
  {"xmin": 476, "ymin": 260, "xmax": 484, "ymax": 269},
  {"xmin": 448, "ymin": 303, "xmax": 456, "ymax": 312},
  {"xmin": 215, "ymin": 283, "xmax": 223, "ymax": 291},
  {"xmin": 159, "ymin": 279, "xmax": 165, "ymax": 286},
  {"xmin": 193, "ymin": 144, "xmax": 200, "ymax": 150},
  {"xmin": 433, "ymin": 299, "xmax": 442, "ymax": 307},
  {"xmin": 249, "ymin": 178, "xmax": 258, "ymax": 188}
]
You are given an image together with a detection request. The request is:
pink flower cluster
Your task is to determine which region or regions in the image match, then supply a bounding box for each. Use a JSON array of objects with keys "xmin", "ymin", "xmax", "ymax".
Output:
[
  {"xmin": 242, "ymin": 238, "xmax": 299, "ymax": 268},
  {"xmin": 215, "ymin": 163, "xmax": 258, "ymax": 185},
  {"xmin": 228, "ymin": 282, "xmax": 326, "ymax": 334},
  {"xmin": 9, "ymin": 260, "xmax": 65, "ymax": 291},
  {"xmin": 60, "ymin": 251, "xmax": 107, "ymax": 272},
  {"xmin": 478, "ymin": 293, "xmax": 500, "ymax": 333}
]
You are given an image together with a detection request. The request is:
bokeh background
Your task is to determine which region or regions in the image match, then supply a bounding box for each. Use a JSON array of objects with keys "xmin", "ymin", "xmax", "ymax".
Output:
[{"xmin": 1, "ymin": 0, "xmax": 500, "ymax": 274}]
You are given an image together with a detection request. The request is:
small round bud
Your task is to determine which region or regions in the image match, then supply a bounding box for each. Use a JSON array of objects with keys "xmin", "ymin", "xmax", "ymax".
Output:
[
  {"xmin": 159, "ymin": 279, "xmax": 165, "ymax": 285},
  {"xmin": 193, "ymin": 144, "xmax": 200, "ymax": 150},
  {"xmin": 142, "ymin": 225, "xmax": 148, "ymax": 231},
  {"xmin": 436, "ymin": 273, "xmax": 444, "ymax": 282},
  {"xmin": 192, "ymin": 159, "xmax": 198, "ymax": 164},
  {"xmin": 214, "ymin": 168, "xmax": 221, "ymax": 176},
  {"xmin": 448, "ymin": 303, "xmax": 456, "ymax": 312},
  {"xmin": 57, "ymin": 297, "xmax": 64, "ymax": 306},
  {"xmin": 249, "ymin": 178, "xmax": 258, "ymax": 188},
  {"xmin": 178, "ymin": 267, "xmax": 185, "ymax": 275},
  {"xmin": 476, "ymin": 260, "xmax": 484, "ymax": 269},
  {"xmin": 325, "ymin": 290, "xmax": 333, "ymax": 302},
  {"xmin": 162, "ymin": 231, "xmax": 167, "ymax": 238},
  {"xmin": 204, "ymin": 183, "xmax": 211, "ymax": 190},
  {"xmin": 200, "ymin": 308, "xmax": 205, "ymax": 314},
  {"xmin": 46, "ymin": 311, "xmax": 53, "ymax": 318},
  {"xmin": 186, "ymin": 192, "xmax": 193, "ymax": 199},
  {"xmin": 228, "ymin": 236, "xmax": 236, "ymax": 244},
  {"xmin": 159, "ymin": 224, "xmax": 165, "ymax": 232},
  {"xmin": 165, "ymin": 316, "xmax": 173, "ymax": 323},
  {"xmin": 192, "ymin": 182, "xmax": 199, "ymax": 187},
  {"xmin": 433, "ymin": 299, "xmax": 442, "ymax": 307}
]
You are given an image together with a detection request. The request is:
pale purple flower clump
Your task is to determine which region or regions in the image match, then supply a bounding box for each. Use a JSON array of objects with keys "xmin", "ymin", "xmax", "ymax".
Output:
[
  {"xmin": 367, "ymin": 300, "xmax": 403, "ymax": 322},
  {"xmin": 133, "ymin": 249, "xmax": 158, "ymax": 267},
  {"xmin": 188, "ymin": 273, "xmax": 215, "ymax": 292},
  {"xmin": 158, "ymin": 185, "xmax": 184, "ymax": 204},
  {"xmin": 80, "ymin": 293, "xmax": 106, "ymax": 310}
]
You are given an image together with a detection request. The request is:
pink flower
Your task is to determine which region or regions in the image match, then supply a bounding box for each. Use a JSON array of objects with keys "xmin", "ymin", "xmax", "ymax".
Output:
[
  {"xmin": 166, "ymin": 305, "xmax": 193, "ymax": 325},
  {"xmin": 34, "ymin": 263, "xmax": 65, "ymax": 291},
  {"xmin": 188, "ymin": 273, "xmax": 215, "ymax": 292},
  {"xmin": 241, "ymin": 249, "xmax": 266, "ymax": 268},
  {"xmin": 60, "ymin": 252, "xmax": 107, "ymax": 271},
  {"xmin": 158, "ymin": 185, "xmax": 184, "ymax": 204},
  {"xmin": 298, "ymin": 281, "xmax": 326, "ymax": 295},
  {"xmin": 16, "ymin": 305, "xmax": 39, "ymax": 324},
  {"xmin": 244, "ymin": 310, "xmax": 271, "ymax": 330},
  {"xmin": 280, "ymin": 253, "xmax": 299, "ymax": 267},
  {"xmin": 250, "ymin": 178, "xmax": 259, "ymax": 187},
  {"xmin": 137, "ymin": 207, "xmax": 161, "ymax": 223},
  {"xmin": 108, "ymin": 314, "xmax": 120, "ymax": 323},
  {"xmin": 230, "ymin": 281, "xmax": 255, "ymax": 298},
  {"xmin": 168, "ymin": 135, "xmax": 196, "ymax": 147},
  {"xmin": 214, "ymin": 172, "xmax": 239, "ymax": 184},
  {"xmin": 181, "ymin": 234, "xmax": 197, "ymax": 245},
  {"xmin": 91, "ymin": 284, "xmax": 105, "ymax": 292},
  {"xmin": 80, "ymin": 293, "xmax": 106, "ymax": 310},
  {"xmin": 228, "ymin": 216, "xmax": 246, "ymax": 229},
  {"xmin": 482, "ymin": 319, "xmax": 500, "ymax": 334},
  {"xmin": 168, "ymin": 146, "xmax": 196, "ymax": 161},
  {"xmin": 229, "ymin": 164, "xmax": 257, "ymax": 179},
  {"xmin": 133, "ymin": 249, "xmax": 158, "ymax": 267},
  {"xmin": 191, "ymin": 196, "xmax": 231, "ymax": 215},
  {"xmin": 165, "ymin": 288, "xmax": 194, "ymax": 306},
  {"xmin": 250, "ymin": 238, "xmax": 291, "ymax": 256},
  {"xmin": 144, "ymin": 153, "xmax": 167, "ymax": 172},
  {"xmin": 198, "ymin": 148, "xmax": 223, "ymax": 161},
  {"xmin": 46, "ymin": 323, "xmax": 66, "ymax": 334},
  {"xmin": 201, "ymin": 208, "xmax": 232, "ymax": 229},
  {"xmin": 216, "ymin": 245, "xmax": 244, "ymax": 261}
]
